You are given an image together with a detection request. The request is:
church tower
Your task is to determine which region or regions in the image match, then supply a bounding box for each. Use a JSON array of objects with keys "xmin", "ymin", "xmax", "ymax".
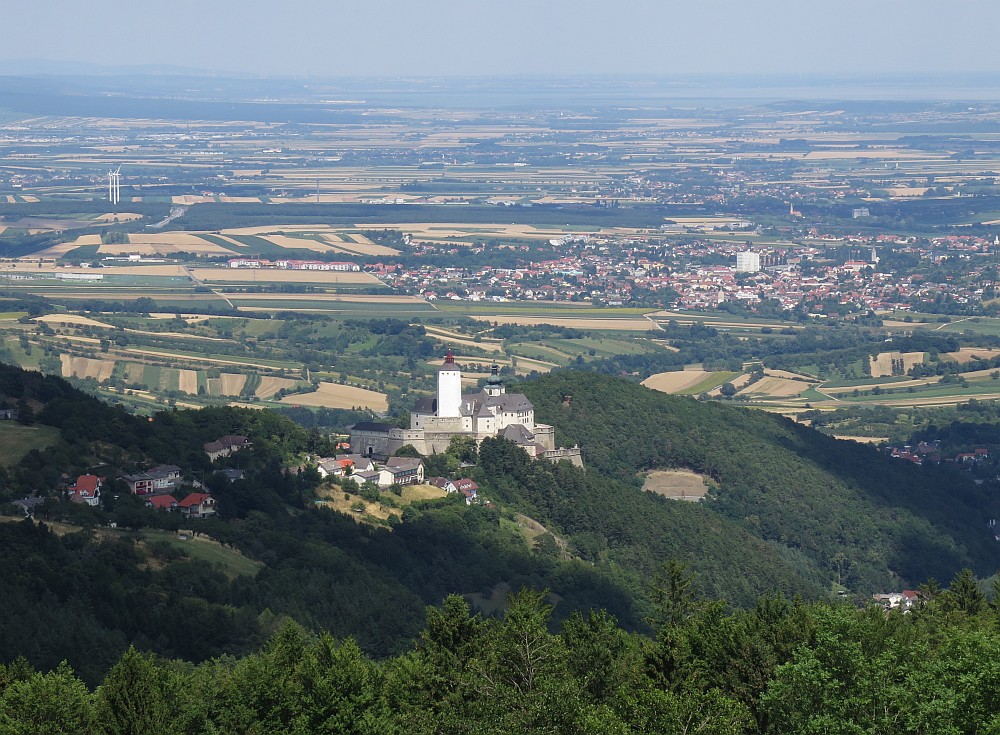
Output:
[
  {"xmin": 437, "ymin": 349, "xmax": 462, "ymax": 417},
  {"xmin": 484, "ymin": 363, "xmax": 504, "ymax": 397}
]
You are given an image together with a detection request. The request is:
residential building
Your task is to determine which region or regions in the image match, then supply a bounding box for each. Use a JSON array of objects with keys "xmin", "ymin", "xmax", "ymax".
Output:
[{"xmin": 178, "ymin": 493, "xmax": 217, "ymax": 519}]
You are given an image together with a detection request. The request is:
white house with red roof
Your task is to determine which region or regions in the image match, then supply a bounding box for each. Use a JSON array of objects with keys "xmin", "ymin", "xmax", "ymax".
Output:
[
  {"xmin": 68, "ymin": 474, "xmax": 102, "ymax": 506},
  {"xmin": 178, "ymin": 493, "xmax": 217, "ymax": 519}
]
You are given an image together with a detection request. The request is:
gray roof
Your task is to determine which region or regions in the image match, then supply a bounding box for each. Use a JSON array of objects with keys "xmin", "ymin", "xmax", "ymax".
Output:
[
  {"xmin": 385, "ymin": 457, "xmax": 423, "ymax": 471},
  {"xmin": 413, "ymin": 397, "xmax": 437, "ymax": 413},
  {"xmin": 501, "ymin": 424, "xmax": 535, "ymax": 444}
]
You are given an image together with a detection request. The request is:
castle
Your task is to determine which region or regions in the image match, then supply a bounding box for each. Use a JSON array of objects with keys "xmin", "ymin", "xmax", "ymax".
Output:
[{"xmin": 349, "ymin": 351, "xmax": 583, "ymax": 466}]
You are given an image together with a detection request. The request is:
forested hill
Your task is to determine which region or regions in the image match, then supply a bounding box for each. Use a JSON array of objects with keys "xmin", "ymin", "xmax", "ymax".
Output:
[{"xmin": 516, "ymin": 371, "xmax": 998, "ymax": 593}]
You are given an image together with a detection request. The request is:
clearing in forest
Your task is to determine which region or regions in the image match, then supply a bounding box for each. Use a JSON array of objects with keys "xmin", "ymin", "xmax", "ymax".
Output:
[{"xmin": 642, "ymin": 470, "xmax": 711, "ymax": 501}]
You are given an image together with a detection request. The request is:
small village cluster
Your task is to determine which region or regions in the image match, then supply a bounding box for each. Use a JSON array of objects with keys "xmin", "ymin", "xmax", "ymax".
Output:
[
  {"xmin": 313, "ymin": 451, "xmax": 482, "ymax": 504},
  {"xmin": 885, "ymin": 439, "xmax": 990, "ymax": 467},
  {"xmin": 13, "ymin": 434, "xmax": 252, "ymax": 520}
]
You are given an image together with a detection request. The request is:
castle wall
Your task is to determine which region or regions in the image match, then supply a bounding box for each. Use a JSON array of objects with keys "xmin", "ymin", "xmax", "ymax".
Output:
[
  {"xmin": 542, "ymin": 446, "xmax": 584, "ymax": 468},
  {"xmin": 533, "ymin": 423, "xmax": 556, "ymax": 452}
]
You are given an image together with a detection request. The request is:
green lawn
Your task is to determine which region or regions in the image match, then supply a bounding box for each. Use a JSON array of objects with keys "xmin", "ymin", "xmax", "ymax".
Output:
[
  {"xmin": 0, "ymin": 422, "xmax": 61, "ymax": 465},
  {"xmin": 139, "ymin": 529, "xmax": 262, "ymax": 578}
]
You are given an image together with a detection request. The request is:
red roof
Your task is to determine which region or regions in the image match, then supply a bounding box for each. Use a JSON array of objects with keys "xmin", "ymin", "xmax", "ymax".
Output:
[
  {"xmin": 147, "ymin": 495, "xmax": 178, "ymax": 509},
  {"xmin": 178, "ymin": 493, "xmax": 212, "ymax": 508},
  {"xmin": 74, "ymin": 475, "xmax": 101, "ymax": 493}
]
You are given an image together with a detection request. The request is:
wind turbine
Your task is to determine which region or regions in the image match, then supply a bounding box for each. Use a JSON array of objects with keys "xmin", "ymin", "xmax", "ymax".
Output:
[{"xmin": 108, "ymin": 165, "xmax": 122, "ymax": 205}]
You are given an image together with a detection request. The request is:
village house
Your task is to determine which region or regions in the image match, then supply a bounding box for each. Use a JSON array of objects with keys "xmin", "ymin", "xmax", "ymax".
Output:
[
  {"xmin": 873, "ymin": 590, "xmax": 920, "ymax": 611},
  {"xmin": 122, "ymin": 465, "xmax": 182, "ymax": 496},
  {"xmin": 316, "ymin": 457, "xmax": 355, "ymax": 479},
  {"xmin": 427, "ymin": 477, "xmax": 458, "ymax": 493},
  {"xmin": 204, "ymin": 435, "xmax": 251, "ymax": 461},
  {"xmin": 378, "ymin": 457, "xmax": 425, "ymax": 487},
  {"xmin": 146, "ymin": 495, "xmax": 179, "ymax": 512},
  {"xmin": 178, "ymin": 493, "xmax": 217, "ymax": 519},
  {"xmin": 13, "ymin": 497, "xmax": 44, "ymax": 517},
  {"xmin": 68, "ymin": 474, "xmax": 102, "ymax": 506}
]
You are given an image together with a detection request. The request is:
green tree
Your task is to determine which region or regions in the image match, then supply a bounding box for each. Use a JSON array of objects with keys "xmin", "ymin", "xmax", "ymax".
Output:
[
  {"xmin": 92, "ymin": 648, "xmax": 174, "ymax": 735},
  {"xmin": 0, "ymin": 661, "xmax": 93, "ymax": 735}
]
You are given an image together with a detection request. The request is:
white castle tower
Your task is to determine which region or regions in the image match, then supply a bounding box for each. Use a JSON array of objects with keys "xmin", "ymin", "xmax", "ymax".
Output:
[{"xmin": 437, "ymin": 349, "xmax": 462, "ymax": 417}]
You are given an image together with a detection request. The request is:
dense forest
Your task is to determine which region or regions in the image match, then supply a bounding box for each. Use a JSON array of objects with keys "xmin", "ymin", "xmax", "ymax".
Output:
[
  {"xmin": 515, "ymin": 371, "xmax": 999, "ymax": 592},
  {"xmin": 3, "ymin": 570, "xmax": 1000, "ymax": 734},
  {"xmin": 1, "ymin": 363, "xmax": 998, "ymax": 699}
]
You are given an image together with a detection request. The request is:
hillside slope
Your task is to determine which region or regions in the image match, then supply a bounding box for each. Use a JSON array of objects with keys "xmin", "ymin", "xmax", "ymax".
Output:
[{"xmin": 517, "ymin": 371, "xmax": 997, "ymax": 592}]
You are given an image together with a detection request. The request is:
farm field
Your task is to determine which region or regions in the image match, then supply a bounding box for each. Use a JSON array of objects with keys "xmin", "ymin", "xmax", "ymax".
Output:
[
  {"xmin": 469, "ymin": 314, "xmax": 655, "ymax": 331},
  {"xmin": 869, "ymin": 351, "xmax": 926, "ymax": 378},
  {"xmin": 279, "ymin": 382, "xmax": 389, "ymax": 411},
  {"xmin": 191, "ymin": 268, "xmax": 382, "ymax": 285},
  {"xmin": 60, "ymin": 354, "xmax": 115, "ymax": 381},
  {"xmin": 255, "ymin": 376, "xmax": 302, "ymax": 399},
  {"xmin": 943, "ymin": 347, "xmax": 1000, "ymax": 364},
  {"xmin": 642, "ymin": 370, "xmax": 717, "ymax": 394},
  {"xmin": 738, "ymin": 376, "xmax": 812, "ymax": 398}
]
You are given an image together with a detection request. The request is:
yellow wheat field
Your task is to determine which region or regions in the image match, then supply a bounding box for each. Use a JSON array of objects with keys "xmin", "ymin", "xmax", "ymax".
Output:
[
  {"xmin": 177, "ymin": 369, "xmax": 199, "ymax": 395},
  {"xmin": 642, "ymin": 370, "xmax": 714, "ymax": 393},
  {"xmin": 279, "ymin": 381, "xmax": 389, "ymax": 411},
  {"xmin": 255, "ymin": 376, "xmax": 301, "ymax": 399},
  {"xmin": 869, "ymin": 352, "xmax": 925, "ymax": 378}
]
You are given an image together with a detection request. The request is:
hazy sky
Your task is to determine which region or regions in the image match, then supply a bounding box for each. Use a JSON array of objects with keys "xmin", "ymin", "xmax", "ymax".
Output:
[{"xmin": 5, "ymin": 0, "xmax": 1000, "ymax": 78}]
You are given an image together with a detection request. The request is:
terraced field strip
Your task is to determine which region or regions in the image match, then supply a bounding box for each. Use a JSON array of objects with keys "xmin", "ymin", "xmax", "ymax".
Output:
[{"xmin": 107, "ymin": 346, "xmax": 300, "ymax": 371}]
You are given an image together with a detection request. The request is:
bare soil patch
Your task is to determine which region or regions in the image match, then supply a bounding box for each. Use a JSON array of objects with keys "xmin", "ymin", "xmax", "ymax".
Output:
[{"xmin": 642, "ymin": 470, "xmax": 711, "ymax": 501}]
